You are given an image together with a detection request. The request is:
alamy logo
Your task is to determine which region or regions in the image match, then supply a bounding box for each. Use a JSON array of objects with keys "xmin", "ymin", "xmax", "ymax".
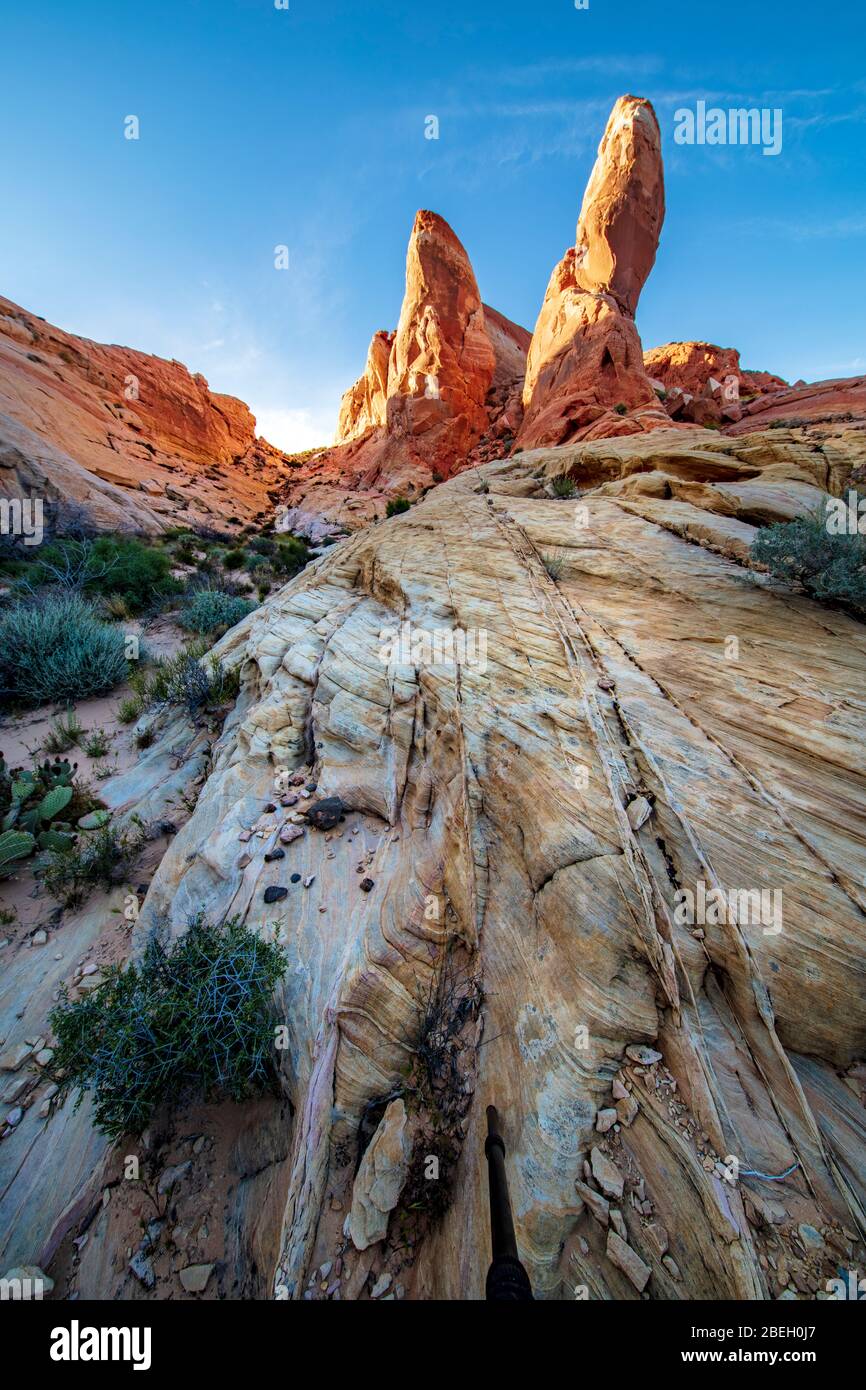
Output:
[
  {"xmin": 826, "ymin": 1269, "xmax": 866, "ymax": 1300},
  {"xmin": 825, "ymin": 490, "xmax": 866, "ymax": 535},
  {"xmin": 49, "ymin": 1320, "xmax": 152, "ymax": 1371},
  {"xmin": 0, "ymin": 496, "xmax": 43, "ymax": 545},
  {"xmin": 378, "ymin": 622, "xmax": 488, "ymax": 674},
  {"xmin": 674, "ymin": 880, "xmax": 783, "ymax": 936},
  {"xmin": 0, "ymin": 1272, "xmax": 46, "ymax": 1300},
  {"xmin": 674, "ymin": 101, "xmax": 783, "ymax": 156}
]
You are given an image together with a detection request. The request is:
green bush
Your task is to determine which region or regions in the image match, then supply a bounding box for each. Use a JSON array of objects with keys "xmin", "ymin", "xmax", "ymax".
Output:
[
  {"xmin": 117, "ymin": 642, "xmax": 240, "ymax": 723},
  {"xmin": 222, "ymin": 548, "xmax": 247, "ymax": 571},
  {"xmin": 386, "ymin": 497, "xmax": 411, "ymax": 518},
  {"xmin": 751, "ymin": 512, "xmax": 866, "ymax": 614},
  {"xmin": 40, "ymin": 816, "xmax": 147, "ymax": 909},
  {"xmin": 26, "ymin": 537, "xmax": 180, "ymax": 614},
  {"xmin": 158, "ymin": 651, "xmax": 241, "ymax": 716},
  {"xmin": 88, "ymin": 537, "xmax": 180, "ymax": 612},
  {"xmin": 272, "ymin": 536, "xmax": 309, "ymax": 577},
  {"xmin": 48, "ymin": 914, "xmax": 287, "ymax": 1138},
  {"xmin": 0, "ymin": 596, "xmax": 132, "ymax": 706},
  {"xmin": 551, "ymin": 476, "xmax": 577, "ymax": 499},
  {"xmin": 179, "ymin": 588, "xmax": 255, "ymax": 635}
]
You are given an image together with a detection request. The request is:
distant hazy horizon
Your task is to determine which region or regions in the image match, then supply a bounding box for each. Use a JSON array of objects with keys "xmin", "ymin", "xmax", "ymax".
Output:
[{"xmin": 2, "ymin": 0, "xmax": 864, "ymax": 451}]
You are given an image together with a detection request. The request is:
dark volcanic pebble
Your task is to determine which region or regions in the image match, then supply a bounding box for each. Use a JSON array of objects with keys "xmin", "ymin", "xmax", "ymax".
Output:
[
  {"xmin": 359, "ymin": 878, "xmax": 375, "ymax": 893},
  {"xmin": 263, "ymin": 886, "xmax": 288, "ymax": 904},
  {"xmin": 290, "ymin": 873, "xmax": 301, "ymax": 883},
  {"xmin": 264, "ymin": 849, "xmax": 286, "ymax": 863},
  {"xmin": 306, "ymin": 797, "xmax": 344, "ymax": 831}
]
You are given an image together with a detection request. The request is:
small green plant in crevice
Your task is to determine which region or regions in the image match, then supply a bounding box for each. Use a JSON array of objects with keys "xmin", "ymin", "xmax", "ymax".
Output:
[
  {"xmin": 0, "ymin": 595, "xmax": 133, "ymax": 706},
  {"xmin": 551, "ymin": 475, "xmax": 577, "ymax": 499},
  {"xmin": 47, "ymin": 913, "xmax": 288, "ymax": 1139},
  {"xmin": 179, "ymin": 588, "xmax": 255, "ymax": 636},
  {"xmin": 751, "ymin": 510, "xmax": 866, "ymax": 615},
  {"xmin": 541, "ymin": 549, "xmax": 567, "ymax": 581},
  {"xmin": 613, "ymin": 402, "xmax": 628, "ymax": 416},
  {"xmin": 39, "ymin": 815, "xmax": 148, "ymax": 909},
  {"xmin": 386, "ymin": 496, "xmax": 412, "ymax": 518}
]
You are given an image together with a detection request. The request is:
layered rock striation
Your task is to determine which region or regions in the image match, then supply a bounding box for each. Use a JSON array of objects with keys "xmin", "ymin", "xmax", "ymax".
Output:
[{"xmin": 11, "ymin": 422, "xmax": 860, "ymax": 1300}]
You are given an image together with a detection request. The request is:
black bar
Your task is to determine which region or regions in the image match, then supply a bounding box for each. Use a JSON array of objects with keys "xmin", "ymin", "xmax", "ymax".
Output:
[{"xmin": 484, "ymin": 1104, "xmax": 534, "ymax": 1301}]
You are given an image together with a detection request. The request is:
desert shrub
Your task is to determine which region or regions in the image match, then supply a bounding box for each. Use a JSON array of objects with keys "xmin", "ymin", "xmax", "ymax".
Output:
[
  {"xmin": 118, "ymin": 695, "xmax": 142, "ymax": 725},
  {"xmin": 222, "ymin": 548, "xmax": 247, "ymax": 571},
  {"xmin": 271, "ymin": 536, "xmax": 309, "ymax": 577},
  {"xmin": 25, "ymin": 536, "xmax": 179, "ymax": 613},
  {"xmin": 751, "ymin": 512, "xmax": 866, "ymax": 614},
  {"xmin": 44, "ymin": 708, "xmax": 84, "ymax": 754},
  {"xmin": 40, "ymin": 816, "xmax": 148, "ymax": 909},
  {"xmin": 86, "ymin": 537, "xmax": 180, "ymax": 612},
  {"xmin": 115, "ymin": 641, "xmax": 238, "ymax": 723},
  {"xmin": 551, "ymin": 476, "xmax": 577, "ymax": 499},
  {"xmin": 173, "ymin": 540, "xmax": 198, "ymax": 566},
  {"xmin": 179, "ymin": 588, "xmax": 255, "ymax": 635},
  {"xmin": 393, "ymin": 946, "xmax": 481, "ymax": 1232},
  {"xmin": 48, "ymin": 913, "xmax": 287, "ymax": 1138},
  {"xmin": 0, "ymin": 596, "xmax": 131, "ymax": 706},
  {"xmin": 613, "ymin": 403, "xmax": 628, "ymax": 416},
  {"xmin": 82, "ymin": 729, "xmax": 111, "ymax": 759},
  {"xmin": 386, "ymin": 497, "xmax": 411, "ymax": 518},
  {"xmin": 158, "ymin": 651, "xmax": 240, "ymax": 716}
]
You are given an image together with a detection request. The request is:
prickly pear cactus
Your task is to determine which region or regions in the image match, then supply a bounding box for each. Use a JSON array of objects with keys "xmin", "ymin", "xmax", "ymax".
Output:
[{"xmin": 0, "ymin": 829, "xmax": 37, "ymax": 877}]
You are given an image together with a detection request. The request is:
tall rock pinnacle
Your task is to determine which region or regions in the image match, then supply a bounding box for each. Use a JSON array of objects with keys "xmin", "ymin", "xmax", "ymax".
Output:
[
  {"xmin": 385, "ymin": 210, "xmax": 496, "ymax": 454},
  {"xmin": 334, "ymin": 211, "xmax": 497, "ymax": 466},
  {"xmin": 519, "ymin": 96, "xmax": 667, "ymax": 449}
]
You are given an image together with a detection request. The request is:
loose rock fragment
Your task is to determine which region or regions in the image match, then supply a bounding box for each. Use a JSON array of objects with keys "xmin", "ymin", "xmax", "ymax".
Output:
[
  {"xmin": 180, "ymin": 1263, "xmax": 214, "ymax": 1294},
  {"xmin": 606, "ymin": 1230, "xmax": 651, "ymax": 1292},
  {"xmin": 625, "ymin": 1044, "xmax": 662, "ymax": 1066},
  {"xmin": 590, "ymin": 1147, "xmax": 624, "ymax": 1201},
  {"xmin": 575, "ymin": 1178, "xmax": 610, "ymax": 1227}
]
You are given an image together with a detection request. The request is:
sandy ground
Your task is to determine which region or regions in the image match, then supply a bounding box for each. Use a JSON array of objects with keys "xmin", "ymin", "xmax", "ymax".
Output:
[{"xmin": 0, "ymin": 615, "xmax": 188, "ymax": 938}]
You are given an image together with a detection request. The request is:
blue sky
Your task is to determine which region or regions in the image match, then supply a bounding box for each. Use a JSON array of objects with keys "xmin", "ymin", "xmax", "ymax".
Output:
[{"xmin": 1, "ymin": 0, "xmax": 864, "ymax": 450}]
